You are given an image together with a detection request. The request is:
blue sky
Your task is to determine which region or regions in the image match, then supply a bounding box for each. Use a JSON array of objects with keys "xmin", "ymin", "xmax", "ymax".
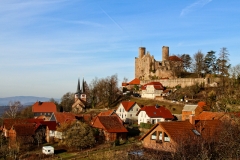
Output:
[{"xmin": 0, "ymin": 0, "xmax": 240, "ymax": 99}]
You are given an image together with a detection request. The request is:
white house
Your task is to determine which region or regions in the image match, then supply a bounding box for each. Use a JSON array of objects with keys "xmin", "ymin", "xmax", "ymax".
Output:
[
  {"xmin": 116, "ymin": 101, "xmax": 141, "ymax": 123},
  {"xmin": 136, "ymin": 105, "xmax": 174, "ymax": 125},
  {"xmin": 141, "ymin": 82, "xmax": 164, "ymax": 99}
]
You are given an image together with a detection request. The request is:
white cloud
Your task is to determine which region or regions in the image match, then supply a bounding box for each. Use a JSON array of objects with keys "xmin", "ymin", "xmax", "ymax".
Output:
[{"xmin": 180, "ymin": 0, "xmax": 212, "ymax": 17}]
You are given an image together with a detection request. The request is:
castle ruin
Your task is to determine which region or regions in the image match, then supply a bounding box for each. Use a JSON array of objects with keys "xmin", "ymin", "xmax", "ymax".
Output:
[{"xmin": 135, "ymin": 46, "xmax": 183, "ymax": 80}]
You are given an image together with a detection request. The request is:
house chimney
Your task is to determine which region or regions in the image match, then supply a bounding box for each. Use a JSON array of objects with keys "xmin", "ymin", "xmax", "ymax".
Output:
[
  {"xmin": 189, "ymin": 115, "xmax": 195, "ymax": 125},
  {"xmin": 155, "ymin": 104, "xmax": 160, "ymax": 109}
]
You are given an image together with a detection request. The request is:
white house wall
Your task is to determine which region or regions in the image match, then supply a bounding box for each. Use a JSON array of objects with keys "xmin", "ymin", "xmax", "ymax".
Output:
[
  {"xmin": 138, "ymin": 111, "xmax": 165, "ymax": 124},
  {"xmin": 116, "ymin": 103, "xmax": 140, "ymax": 122},
  {"xmin": 141, "ymin": 85, "xmax": 163, "ymax": 99}
]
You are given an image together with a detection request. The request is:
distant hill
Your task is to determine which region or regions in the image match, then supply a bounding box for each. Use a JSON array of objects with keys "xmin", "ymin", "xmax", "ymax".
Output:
[{"xmin": 0, "ymin": 96, "xmax": 60, "ymax": 106}]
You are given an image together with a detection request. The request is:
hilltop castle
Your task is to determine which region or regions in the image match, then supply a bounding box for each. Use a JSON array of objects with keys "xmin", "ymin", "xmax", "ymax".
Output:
[{"xmin": 135, "ymin": 46, "xmax": 183, "ymax": 80}]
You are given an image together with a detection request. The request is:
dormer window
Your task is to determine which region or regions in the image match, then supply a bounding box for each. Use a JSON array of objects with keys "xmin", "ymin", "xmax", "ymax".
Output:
[
  {"xmin": 151, "ymin": 131, "xmax": 157, "ymax": 140},
  {"xmin": 164, "ymin": 133, "xmax": 170, "ymax": 142}
]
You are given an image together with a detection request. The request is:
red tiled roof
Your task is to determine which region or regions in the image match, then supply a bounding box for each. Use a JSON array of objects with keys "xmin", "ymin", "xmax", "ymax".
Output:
[
  {"xmin": 41, "ymin": 121, "xmax": 57, "ymax": 130},
  {"xmin": 195, "ymin": 111, "xmax": 225, "ymax": 120},
  {"xmin": 169, "ymin": 55, "xmax": 182, "ymax": 61},
  {"xmin": 92, "ymin": 116, "xmax": 128, "ymax": 133},
  {"xmin": 141, "ymin": 82, "xmax": 164, "ymax": 90},
  {"xmin": 32, "ymin": 102, "xmax": 57, "ymax": 113},
  {"xmin": 3, "ymin": 119, "xmax": 28, "ymax": 130},
  {"xmin": 98, "ymin": 110, "xmax": 116, "ymax": 116},
  {"xmin": 194, "ymin": 120, "xmax": 221, "ymax": 140},
  {"xmin": 13, "ymin": 124, "xmax": 35, "ymax": 136},
  {"xmin": 122, "ymin": 82, "xmax": 128, "ymax": 86},
  {"xmin": 198, "ymin": 101, "xmax": 206, "ymax": 108},
  {"xmin": 128, "ymin": 78, "xmax": 140, "ymax": 85},
  {"xmin": 52, "ymin": 112, "xmax": 77, "ymax": 124},
  {"xmin": 137, "ymin": 105, "xmax": 174, "ymax": 119},
  {"xmin": 140, "ymin": 121, "xmax": 195, "ymax": 141},
  {"xmin": 120, "ymin": 101, "xmax": 136, "ymax": 112}
]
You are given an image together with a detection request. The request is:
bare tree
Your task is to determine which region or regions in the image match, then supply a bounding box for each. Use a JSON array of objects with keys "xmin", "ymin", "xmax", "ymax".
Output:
[
  {"xmin": 4, "ymin": 101, "xmax": 22, "ymax": 118},
  {"xmin": 193, "ymin": 51, "xmax": 205, "ymax": 77}
]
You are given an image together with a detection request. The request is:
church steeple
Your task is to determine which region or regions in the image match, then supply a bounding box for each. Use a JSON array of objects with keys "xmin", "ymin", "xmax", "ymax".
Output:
[
  {"xmin": 75, "ymin": 78, "xmax": 82, "ymax": 99},
  {"xmin": 82, "ymin": 78, "xmax": 85, "ymax": 93}
]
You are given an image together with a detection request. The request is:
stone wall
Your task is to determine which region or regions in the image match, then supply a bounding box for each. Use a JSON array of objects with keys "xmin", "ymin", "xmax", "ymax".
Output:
[{"xmin": 141, "ymin": 78, "xmax": 221, "ymax": 88}]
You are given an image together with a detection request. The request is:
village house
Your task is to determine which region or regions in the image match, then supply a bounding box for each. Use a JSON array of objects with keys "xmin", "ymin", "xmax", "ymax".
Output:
[
  {"xmin": 3, "ymin": 118, "xmax": 47, "ymax": 147},
  {"xmin": 122, "ymin": 78, "xmax": 141, "ymax": 91},
  {"xmin": 136, "ymin": 105, "xmax": 174, "ymax": 125},
  {"xmin": 182, "ymin": 103, "xmax": 203, "ymax": 121},
  {"xmin": 41, "ymin": 121, "xmax": 57, "ymax": 143},
  {"xmin": 32, "ymin": 101, "xmax": 57, "ymax": 119},
  {"xmin": 140, "ymin": 119, "xmax": 221, "ymax": 152},
  {"xmin": 115, "ymin": 101, "xmax": 141, "ymax": 123},
  {"xmin": 49, "ymin": 112, "xmax": 78, "ymax": 140},
  {"xmin": 91, "ymin": 116, "xmax": 128, "ymax": 142},
  {"xmin": 141, "ymin": 82, "xmax": 164, "ymax": 99}
]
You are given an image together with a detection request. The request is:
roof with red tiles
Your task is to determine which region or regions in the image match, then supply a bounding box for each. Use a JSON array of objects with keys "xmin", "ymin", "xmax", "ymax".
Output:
[
  {"xmin": 13, "ymin": 124, "xmax": 36, "ymax": 136},
  {"xmin": 32, "ymin": 101, "xmax": 57, "ymax": 113},
  {"xmin": 198, "ymin": 101, "xmax": 207, "ymax": 108},
  {"xmin": 120, "ymin": 101, "xmax": 136, "ymax": 112},
  {"xmin": 122, "ymin": 82, "xmax": 128, "ymax": 86},
  {"xmin": 97, "ymin": 110, "xmax": 116, "ymax": 116},
  {"xmin": 128, "ymin": 78, "xmax": 140, "ymax": 85},
  {"xmin": 41, "ymin": 121, "xmax": 57, "ymax": 130},
  {"xmin": 136, "ymin": 105, "xmax": 174, "ymax": 119},
  {"xmin": 3, "ymin": 119, "xmax": 28, "ymax": 130},
  {"xmin": 140, "ymin": 121, "xmax": 195, "ymax": 141},
  {"xmin": 140, "ymin": 120, "xmax": 221, "ymax": 142},
  {"xmin": 194, "ymin": 120, "xmax": 222, "ymax": 140},
  {"xmin": 51, "ymin": 112, "xmax": 77, "ymax": 124},
  {"xmin": 169, "ymin": 55, "xmax": 182, "ymax": 61},
  {"xmin": 195, "ymin": 111, "xmax": 225, "ymax": 120},
  {"xmin": 92, "ymin": 116, "xmax": 128, "ymax": 133},
  {"xmin": 141, "ymin": 82, "xmax": 164, "ymax": 90}
]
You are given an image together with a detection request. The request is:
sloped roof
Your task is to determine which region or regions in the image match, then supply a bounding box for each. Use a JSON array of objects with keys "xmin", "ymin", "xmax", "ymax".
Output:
[
  {"xmin": 32, "ymin": 102, "xmax": 57, "ymax": 113},
  {"xmin": 13, "ymin": 124, "xmax": 35, "ymax": 136},
  {"xmin": 52, "ymin": 112, "xmax": 77, "ymax": 124},
  {"xmin": 98, "ymin": 110, "xmax": 116, "ymax": 116},
  {"xmin": 3, "ymin": 119, "xmax": 28, "ymax": 130},
  {"xmin": 182, "ymin": 105, "xmax": 198, "ymax": 111},
  {"xmin": 140, "ymin": 121, "xmax": 195, "ymax": 141},
  {"xmin": 195, "ymin": 111, "xmax": 225, "ymax": 120},
  {"xmin": 194, "ymin": 120, "xmax": 222, "ymax": 140},
  {"xmin": 120, "ymin": 101, "xmax": 136, "ymax": 112},
  {"xmin": 137, "ymin": 105, "xmax": 174, "ymax": 119},
  {"xmin": 169, "ymin": 55, "xmax": 182, "ymax": 61},
  {"xmin": 141, "ymin": 82, "xmax": 164, "ymax": 90},
  {"xmin": 140, "ymin": 120, "xmax": 222, "ymax": 142},
  {"xmin": 128, "ymin": 78, "xmax": 140, "ymax": 85},
  {"xmin": 41, "ymin": 121, "xmax": 57, "ymax": 130},
  {"xmin": 198, "ymin": 101, "xmax": 207, "ymax": 108},
  {"xmin": 92, "ymin": 116, "xmax": 128, "ymax": 133}
]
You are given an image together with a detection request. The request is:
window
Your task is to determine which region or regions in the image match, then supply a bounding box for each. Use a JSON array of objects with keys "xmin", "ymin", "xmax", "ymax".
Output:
[
  {"xmin": 151, "ymin": 131, "xmax": 157, "ymax": 140},
  {"xmin": 125, "ymin": 114, "xmax": 126, "ymax": 117},
  {"xmin": 192, "ymin": 129, "xmax": 201, "ymax": 136},
  {"xmin": 152, "ymin": 119, "xmax": 155, "ymax": 124},
  {"xmin": 130, "ymin": 114, "xmax": 132, "ymax": 117},
  {"xmin": 164, "ymin": 133, "xmax": 170, "ymax": 142},
  {"xmin": 136, "ymin": 108, "xmax": 138, "ymax": 111},
  {"xmin": 159, "ymin": 131, "xmax": 162, "ymax": 140}
]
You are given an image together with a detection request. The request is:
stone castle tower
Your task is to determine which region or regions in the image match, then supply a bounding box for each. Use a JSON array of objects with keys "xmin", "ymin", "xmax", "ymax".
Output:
[{"xmin": 135, "ymin": 46, "xmax": 183, "ymax": 80}]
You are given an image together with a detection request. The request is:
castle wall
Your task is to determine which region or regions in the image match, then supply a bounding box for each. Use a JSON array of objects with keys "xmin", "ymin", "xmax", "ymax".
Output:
[{"xmin": 141, "ymin": 78, "xmax": 208, "ymax": 88}]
